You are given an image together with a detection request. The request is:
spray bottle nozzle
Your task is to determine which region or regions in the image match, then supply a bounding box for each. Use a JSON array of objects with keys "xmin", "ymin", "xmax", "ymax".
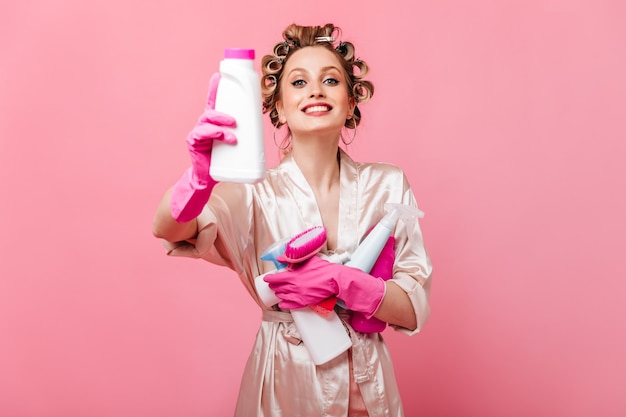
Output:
[
  {"xmin": 383, "ymin": 203, "xmax": 424, "ymax": 244},
  {"xmin": 260, "ymin": 237, "xmax": 289, "ymax": 269}
]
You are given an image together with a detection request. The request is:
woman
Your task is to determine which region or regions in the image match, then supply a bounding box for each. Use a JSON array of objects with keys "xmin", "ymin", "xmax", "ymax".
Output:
[{"xmin": 153, "ymin": 23, "xmax": 432, "ymax": 417}]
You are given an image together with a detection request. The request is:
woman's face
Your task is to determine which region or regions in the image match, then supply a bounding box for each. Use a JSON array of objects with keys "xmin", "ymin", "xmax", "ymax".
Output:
[{"xmin": 276, "ymin": 46, "xmax": 355, "ymax": 139}]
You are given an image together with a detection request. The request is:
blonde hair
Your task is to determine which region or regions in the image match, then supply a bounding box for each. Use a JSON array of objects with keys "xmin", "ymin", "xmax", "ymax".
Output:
[{"xmin": 261, "ymin": 23, "xmax": 374, "ymax": 130}]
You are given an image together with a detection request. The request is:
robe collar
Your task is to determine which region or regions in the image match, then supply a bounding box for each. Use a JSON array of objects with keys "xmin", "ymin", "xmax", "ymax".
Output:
[{"xmin": 277, "ymin": 149, "xmax": 360, "ymax": 254}]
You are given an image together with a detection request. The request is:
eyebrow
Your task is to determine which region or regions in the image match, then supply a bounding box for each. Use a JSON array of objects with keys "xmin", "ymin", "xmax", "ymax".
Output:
[{"xmin": 286, "ymin": 65, "xmax": 342, "ymax": 76}]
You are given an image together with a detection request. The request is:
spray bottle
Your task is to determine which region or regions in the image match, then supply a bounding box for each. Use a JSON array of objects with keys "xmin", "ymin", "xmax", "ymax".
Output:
[
  {"xmin": 254, "ymin": 234, "xmax": 352, "ymax": 366},
  {"xmin": 343, "ymin": 203, "xmax": 424, "ymax": 333},
  {"xmin": 210, "ymin": 48, "xmax": 266, "ymax": 183}
]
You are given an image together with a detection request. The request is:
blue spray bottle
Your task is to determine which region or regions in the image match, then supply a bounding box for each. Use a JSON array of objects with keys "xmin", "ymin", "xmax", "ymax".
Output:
[{"xmin": 254, "ymin": 234, "xmax": 352, "ymax": 365}]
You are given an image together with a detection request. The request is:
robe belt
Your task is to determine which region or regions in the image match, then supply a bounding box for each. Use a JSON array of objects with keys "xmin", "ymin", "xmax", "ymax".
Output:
[{"xmin": 261, "ymin": 309, "xmax": 375, "ymax": 383}]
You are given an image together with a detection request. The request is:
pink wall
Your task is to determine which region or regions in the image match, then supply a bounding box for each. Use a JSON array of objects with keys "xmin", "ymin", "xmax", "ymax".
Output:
[{"xmin": 1, "ymin": 1, "xmax": 625, "ymax": 416}]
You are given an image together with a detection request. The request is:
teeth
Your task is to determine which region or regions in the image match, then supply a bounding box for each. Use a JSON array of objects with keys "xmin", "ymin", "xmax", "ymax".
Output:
[{"xmin": 304, "ymin": 105, "xmax": 330, "ymax": 113}]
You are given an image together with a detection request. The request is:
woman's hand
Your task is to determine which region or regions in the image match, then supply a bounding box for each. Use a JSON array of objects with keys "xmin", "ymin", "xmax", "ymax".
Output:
[
  {"xmin": 264, "ymin": 256, "xmax": 386, "ymax": 318},
  {"xmin": 170, "ymin": 72, "xmax": 237, "ymax": 223}
]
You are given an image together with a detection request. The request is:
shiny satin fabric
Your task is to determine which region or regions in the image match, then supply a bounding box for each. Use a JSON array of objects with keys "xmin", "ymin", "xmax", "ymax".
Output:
[{"xmin": 164, "ymin": 150, "xmax": 433, "ymax": 417}]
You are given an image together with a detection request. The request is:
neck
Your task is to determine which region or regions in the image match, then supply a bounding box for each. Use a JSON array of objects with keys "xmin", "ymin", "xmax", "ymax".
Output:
[{"xmin": 291, "ymin": 135, "xmax": 341, "ymax": 192}]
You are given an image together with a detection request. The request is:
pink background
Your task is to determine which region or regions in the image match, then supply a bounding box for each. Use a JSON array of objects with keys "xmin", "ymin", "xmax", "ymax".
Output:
[{"xmin": 1, "ymin": 1, "xmax": 625, "ymax": 416}]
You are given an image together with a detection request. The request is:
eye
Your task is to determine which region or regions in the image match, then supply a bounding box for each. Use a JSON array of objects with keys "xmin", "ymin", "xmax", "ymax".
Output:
[
  {"xmin": 291, "ymin": 79, "xmax": 306, "ymax": 87},
  {"xmin": 324, "ymin": 78, "xmax": 339, "ymax": 85}
]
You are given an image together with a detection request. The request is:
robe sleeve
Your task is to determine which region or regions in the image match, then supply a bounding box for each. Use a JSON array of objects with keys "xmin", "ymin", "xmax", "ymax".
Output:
[
  {"xmin": 163, "ymin": 182, "xmax": 255, "ymax": 276},
  {"xmin": 388, "ymin": 173, "xmax": 433, "ymax": 335}
]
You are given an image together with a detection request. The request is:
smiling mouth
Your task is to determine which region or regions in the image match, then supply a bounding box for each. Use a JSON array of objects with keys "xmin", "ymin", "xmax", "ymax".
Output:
[{"xmin": 303, "ymin": 105, "xmax": 332, "ymax": 113}]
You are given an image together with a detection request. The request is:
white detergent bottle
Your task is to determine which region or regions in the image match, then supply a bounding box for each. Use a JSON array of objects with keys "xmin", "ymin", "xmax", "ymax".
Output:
[
  {"xmin": 255, "ymin": 272, "xmax": 352, "ymax": 365},
  {"xmin": 254, "ymin": 240, "xmax": 352, "ymax": 366},
  {"xmin": 210, "ymin": 48, "xmax": 266, "ymax": 183}
]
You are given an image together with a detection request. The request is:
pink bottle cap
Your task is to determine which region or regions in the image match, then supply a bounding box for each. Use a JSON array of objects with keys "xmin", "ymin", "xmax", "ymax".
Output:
[{"xmin": 224, "ymin": 48, "xmax": 255, "ymax": 60}]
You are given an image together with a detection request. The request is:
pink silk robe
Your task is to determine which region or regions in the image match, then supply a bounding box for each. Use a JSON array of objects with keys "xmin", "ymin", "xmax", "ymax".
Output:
[{"xmin": 165, "ymin": 150, "xmax": 432, "ymax": 417}]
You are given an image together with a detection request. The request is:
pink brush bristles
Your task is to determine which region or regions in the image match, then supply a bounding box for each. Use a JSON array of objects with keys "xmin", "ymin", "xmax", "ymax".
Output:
[
  {"xmin": 277, "ymin": 226, "xmax": 336, "ymax": 317},
  {"xmin": 277, "ymin": 226, "xmax": 327, "ymax": 264}
]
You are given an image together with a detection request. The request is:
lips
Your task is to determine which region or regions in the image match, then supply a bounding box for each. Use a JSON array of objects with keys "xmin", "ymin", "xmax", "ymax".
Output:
[{"xmin": 303, "ymin": 104, "xmax": 332, "ymax": 113}]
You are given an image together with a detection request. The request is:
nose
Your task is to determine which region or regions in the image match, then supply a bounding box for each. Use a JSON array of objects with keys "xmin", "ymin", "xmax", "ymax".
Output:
[{"xmin": 309, "ymin": 81, "xmax": 326, "ymax": 98}]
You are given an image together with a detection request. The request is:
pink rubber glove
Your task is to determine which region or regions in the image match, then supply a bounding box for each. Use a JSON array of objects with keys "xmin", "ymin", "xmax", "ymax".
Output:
[
  {"xmin": 264, "ymin": 257, "xmax": 387, "ymax": 318},
  {"xmin": 351, "ymin": 236, "xmax": 395, "ymax": 332},
  {"xmin": 170, "ymin": 72, "xmax": 237, "ymax": 222}
]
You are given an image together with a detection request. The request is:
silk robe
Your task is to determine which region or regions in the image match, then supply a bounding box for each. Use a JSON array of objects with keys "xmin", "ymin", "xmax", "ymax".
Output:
[{"xmin": 164, "ymin": 150, "xmax": 432, "ymax": 416}]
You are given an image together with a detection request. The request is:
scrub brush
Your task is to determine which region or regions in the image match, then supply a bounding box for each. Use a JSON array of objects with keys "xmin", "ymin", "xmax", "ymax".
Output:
[
  {"xmin": 277, "ymin": 225, "xmax": 327, "ymax": 264},
  {"xmin": 276, "ymin": 225, "xmax": 338, "ymax": 317}
]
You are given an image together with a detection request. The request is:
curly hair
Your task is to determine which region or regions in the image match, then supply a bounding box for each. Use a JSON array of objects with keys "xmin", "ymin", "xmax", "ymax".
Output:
[{"xmin": 261, "ymin": 23, "xmax": 374, "ymax": 130}]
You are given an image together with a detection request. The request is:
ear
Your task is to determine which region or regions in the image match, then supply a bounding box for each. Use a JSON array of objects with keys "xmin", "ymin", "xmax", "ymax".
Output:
[
  {"xmin": 347, "ymin": 97, "xmax": 357, "ymax": 119},
  {"xmin": 276, "ymin": 100, "xmax": 287, "ymax": 124}
]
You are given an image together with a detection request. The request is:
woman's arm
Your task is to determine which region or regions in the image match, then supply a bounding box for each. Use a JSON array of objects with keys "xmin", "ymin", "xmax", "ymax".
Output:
[
  {"xmin": 154, "ymin": 72, "xmax": 237, "ymax": 243},
  {"xmin": 373, "ymin": 282, "xmax": 417, "ymax": 331},
  {"xmin": 379, "ymin": 175, "xmax": 432, "ymax": 334},
  {"xmin": 152, "ymin": 187, "xmax": 199, "ymax": 243}
]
